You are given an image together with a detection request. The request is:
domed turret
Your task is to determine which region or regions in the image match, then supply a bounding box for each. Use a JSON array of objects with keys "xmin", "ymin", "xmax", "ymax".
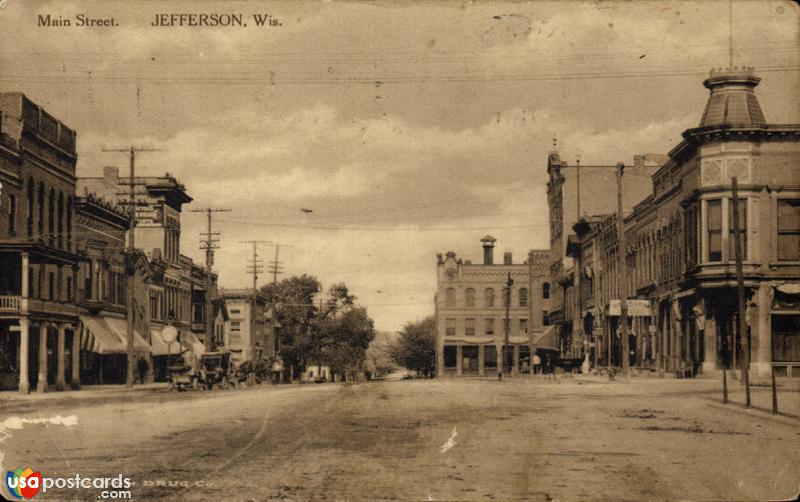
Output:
[{"xmin": 699, "ymin": 67, "xmax": 766, "ymax": 128}]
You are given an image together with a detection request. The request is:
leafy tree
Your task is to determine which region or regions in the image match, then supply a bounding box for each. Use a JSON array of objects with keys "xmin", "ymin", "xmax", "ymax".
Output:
[
  {"xmin": 314, "ymin": 284, "xmax": 374, "ymax": 381},
  {"xmin": 260, "ymin": 275, "xmax": 321, "ymax": 376},
  {"xmin": 390, "ymin": 317, "xmax": 436, "ymax": 378},
  {"xmin": 260, "ymin": 277, "xmax": 375, "ymax": 381}
]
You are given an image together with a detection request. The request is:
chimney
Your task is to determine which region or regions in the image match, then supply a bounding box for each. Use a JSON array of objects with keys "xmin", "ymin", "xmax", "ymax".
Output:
[
  {"xmin": 103, "ymin": 166, "xmax": 119, "ymax": 181},
  {"xmin": 480, "ymin": 235, "xmax": 496, "ymax": 265},
  {"xmin": 503, "ymin": 252, "xmax": 513, "ymax": 265}
]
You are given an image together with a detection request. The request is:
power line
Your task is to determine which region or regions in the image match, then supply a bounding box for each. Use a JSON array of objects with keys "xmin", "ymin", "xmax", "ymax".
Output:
[
  {"xmin": 2, "ymin": 65, "xmax": 798, "ymax": 86},
  {"xmin": 215, "ymin": 219, "xmax": 550, "ymax": 232}
]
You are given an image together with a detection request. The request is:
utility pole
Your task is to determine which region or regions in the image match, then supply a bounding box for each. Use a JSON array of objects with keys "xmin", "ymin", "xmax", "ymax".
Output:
[
  {"xmin": 190, "ymin": 207, "xmax": 231, "ymax": 351},
  {"xmin": 103, "ymin": 146, "xmax": 160, "ymax": 388},
  {"xmin": 616, "ymin": 162, "xmax": 630, "ymax": 381},
  {"xmin": 503, "ymin": 272, "xmax": 514, "ymax": 378},
  {"xmin": 268, "ymin": 243, "xmax": 290, "ymax": 286},
  {"xmin": 731, "ymin": 178, "xmax": 750, "ymax": 407},
  {"xmin": 242, "ymin": 240, "xmax": 270, "ymax": 293}
]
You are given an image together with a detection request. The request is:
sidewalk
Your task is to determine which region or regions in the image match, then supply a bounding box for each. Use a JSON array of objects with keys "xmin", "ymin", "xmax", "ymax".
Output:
[{"xmin": 0, "ymin": 382, "xmax": 169, "ymax": 404}]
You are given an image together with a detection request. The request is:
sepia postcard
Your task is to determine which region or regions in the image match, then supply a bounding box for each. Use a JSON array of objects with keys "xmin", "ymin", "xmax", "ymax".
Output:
[{"xmin": 0, "ymin": 0, "xmax": 798, "ymax": 501}]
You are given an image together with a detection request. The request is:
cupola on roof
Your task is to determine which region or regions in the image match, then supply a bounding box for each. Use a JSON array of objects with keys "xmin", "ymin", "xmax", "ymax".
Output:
[{"xmin": 699, "ymin": 67, "xmax": 766, "ymax": 128}]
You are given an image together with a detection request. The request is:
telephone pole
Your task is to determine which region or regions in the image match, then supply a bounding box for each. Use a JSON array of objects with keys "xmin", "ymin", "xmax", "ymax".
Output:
[
  {"xmin": 616, "ymin": 162, "xmax": 630, "ymax": 381},
  {"xmin": 190, "ymin": 207, "xmax": 231, "ymax": 351},
  {"xmin": 503, "ymin": 272, "xmax": 514, "ymax": 378},
  {"xmin": 242, "ymin": 240, "xmax": 270, "ymax": 293},
  {"xmin": 269, "ymin": 244, "xmax": 289, "ymax": 286},
  {"xmin": 103, "ymin": 146, "xmax": 161, "ymax": 388},
  {"xmin": 731, "ymin": 177, "xmax": 750, "ymax": 407}
]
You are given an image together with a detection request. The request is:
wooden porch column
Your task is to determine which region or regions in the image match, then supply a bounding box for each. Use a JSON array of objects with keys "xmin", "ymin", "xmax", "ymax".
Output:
[
  {"xmin": 18, "ymin": 318, "xmax": 30, "ymax": 394},
  {"xmin": 37, "ymin": 324, "xmax": 48, "ymax": 393},
  {"xmin": 21, "ymin": 252, "xmax": 30, "ymax": 298},
  {"xmin": 478, "ymin": 345, "xmax": 485, "ymax": 377},
  {"xmin": 529, "ymin": 344, "xmax": 535, "ymax": 375},
  {"xmin": 512, "ymin": 345, "xmax": 520, "ymax": 376},
  {"xmin": 455, "ymin": 344, "xmax": 463, "ymax": 376},
  {"xmin": 56, "ymin": 324, "xmax": 66, "ymax": 390},
  {"xmin": 71, "ymin": 324, "xmax": 81, "ymax": 389}
]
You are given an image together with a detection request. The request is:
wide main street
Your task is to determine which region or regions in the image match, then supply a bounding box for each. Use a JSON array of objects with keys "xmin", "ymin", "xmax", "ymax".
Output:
[{"xmin": 1, "ymin": 377, "xmax": 797, "ymax": 501}]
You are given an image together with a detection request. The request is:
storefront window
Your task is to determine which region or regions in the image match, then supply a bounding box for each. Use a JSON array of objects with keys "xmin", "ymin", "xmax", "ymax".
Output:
[{"xmin": 772, "ymin": 314, "xmax": 800, "ymax": 362}]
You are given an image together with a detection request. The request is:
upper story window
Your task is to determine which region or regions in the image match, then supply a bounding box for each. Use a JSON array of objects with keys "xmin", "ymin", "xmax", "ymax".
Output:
[
  {"xmin": 484, "ymin": 318, "xmax": 495, "ymax": 336},
  {"xmin": 778, "ymin": 199, "xmax": 800, "ymax": 261},
  {"xmin": 231, "ymin": 320, "xmax": 242, "ymax": 332},
  {"xmin": 445, "ymin": 288, "xmax": 456, "ymax": 308},
  {"xmin": 519, "ymin": 288, "xmax": 528, "ymax": 307},
  {"xmin": 707, "ymin": 199, "xmax": 723, "ymax": 262},
  {"xmin": 519, "ymin": 318, "xmax": 528, "ymax": 334},
  {"xmin": 465, "ymin": 288, "xmax": 476, "ymax": 308},
  {"xmin": 484, "ymin": 288, "xmax": 495, "ymax": 307},
  {"xmin": 445, "ymin": 318, "xmax": 456, "ymax": 337},
  {"xmin": 728, "ymin": 198, "xmax": 747, "ymax": 260},
  {"xmin": 542, "ymin": 282, "xmax": 550, "ymax": 299},
  {"xmin": 465, "ymin": 318, "xmax": 475, "ymax": 336},
  {"xmin": 7, "ymin": 194, "xmax": 16, "ymax": 236}
]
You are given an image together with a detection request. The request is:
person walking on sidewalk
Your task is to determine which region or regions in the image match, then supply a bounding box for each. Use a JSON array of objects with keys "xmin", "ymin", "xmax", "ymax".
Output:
[{"xmin": 137, "ymin": 356, "xmax": 148, "ymax": 385}]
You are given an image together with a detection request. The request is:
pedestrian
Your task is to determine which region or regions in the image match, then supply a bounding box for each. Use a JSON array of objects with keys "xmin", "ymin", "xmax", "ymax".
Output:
[
  {"xmin": 136, "ymin": 356, "xmax": 148, "ymax": 385},
  {"xmin": 533, "ymin": 353, "xmax": 541, "ymax": 375}
]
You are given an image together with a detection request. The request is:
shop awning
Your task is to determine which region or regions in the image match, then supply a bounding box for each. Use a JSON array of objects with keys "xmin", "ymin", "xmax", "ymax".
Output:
[
  {"xmin": 103, "ymin": 317, "xmax": 151, "ymax": 353},
  {"xmin": 150, "ymin": 328, "xmax": 181, "ymax": 356},
  {"xmin": 531, "ymin": 325, "xmax": 559, "ymax": 351},
  {"xmin": 80, "ymin": 316, "xmax": 150, "ymax": 354},
  {"xmin": 182, "ymin": 331, "xmax": 206, "ymax": 356}
]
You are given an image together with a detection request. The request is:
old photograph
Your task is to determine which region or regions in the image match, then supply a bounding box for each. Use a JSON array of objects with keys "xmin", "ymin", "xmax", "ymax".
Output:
[{"xmin": 0, "ymin": 0, "xmax": 798, "ymax": 500}]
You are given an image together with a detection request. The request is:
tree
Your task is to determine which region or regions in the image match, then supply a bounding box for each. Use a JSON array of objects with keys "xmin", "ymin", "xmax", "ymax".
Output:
[
  {"xmin": 260, "ymin": 277, "xmax": 375, "ymax": 381},
  {"xmin": 315, "ymin": 284, "xmax": 374, "ymax": 381},
  {"xmin": 260, "ymin": 275, "xmax": 321, "ymax": 377},
  {"xmin": 390, "ymin": 316, "xmax": 436, "ymax": 378}
]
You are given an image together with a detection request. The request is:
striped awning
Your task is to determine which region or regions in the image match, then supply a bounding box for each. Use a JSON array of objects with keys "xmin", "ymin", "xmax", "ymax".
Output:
[{"xmin": 80, "ymin": 316, "xmax": 150, "ymax": 355}]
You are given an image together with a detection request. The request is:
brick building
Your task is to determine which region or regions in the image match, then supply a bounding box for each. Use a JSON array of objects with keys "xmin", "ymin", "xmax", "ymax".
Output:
[
  {"xmin": 0, "ymin": 93, "xmax": 82, "ymax": 393},
  {"xmin": 435, "ymin": 237, "xmax": 551, "ymax": 377},
  {"xmin": 551, "ymin": 67, "xmax": 800, "ymax": 378}
]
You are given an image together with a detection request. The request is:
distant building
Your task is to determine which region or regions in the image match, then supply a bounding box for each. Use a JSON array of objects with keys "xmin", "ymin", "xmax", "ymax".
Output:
[
  {"xmin": 219, "ymin": 289, "xmax": 276, "ymax": 366},
  {"xmin": 435, "ymin": 236, "xmax": 551, "ymax": 377}
]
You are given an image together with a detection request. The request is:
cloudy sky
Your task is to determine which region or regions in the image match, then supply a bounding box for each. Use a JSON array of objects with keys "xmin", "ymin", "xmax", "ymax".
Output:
[{"xmin": 1, "ymin": 0, "xmax": 798, "ymax": 331}]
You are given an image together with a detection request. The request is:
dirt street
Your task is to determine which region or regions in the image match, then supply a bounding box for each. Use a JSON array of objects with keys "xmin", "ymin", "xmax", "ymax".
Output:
[{"xmin": 1, "ymin": 377, "xmax": 798, "ymax": 501}]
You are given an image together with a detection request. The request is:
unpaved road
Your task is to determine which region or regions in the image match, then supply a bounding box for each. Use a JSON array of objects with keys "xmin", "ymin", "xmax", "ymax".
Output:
[{"xmin": 1, "ymin": 377, "xmax": 798, "ymax": 501}]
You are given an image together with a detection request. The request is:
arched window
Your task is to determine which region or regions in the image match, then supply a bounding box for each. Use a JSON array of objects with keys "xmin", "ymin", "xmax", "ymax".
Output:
[
  {"xmin": 445, "ymin": 288, "xmax": 456, "ymax": 308},
  {"xmin": 484, "ymin": 288, "xmax": 495, "ymax": 307},
  {"xmin": 542, "ymin": 282, "xmax": 550, "ymax": 299},
  {"xmin": 465, "ymin": 288, "xmax": 476, "ymax": 308},
  {"xmin": 57, "ymin": 191, "xmax": 64, "ymax": 249},
  {"xmin": 519, "ymin": 288, "xmax": 528, "ymax": 307},
  {"xmin": 48, "ymin": 188, "xmax": 55, "ymax": 246},
  {"xmin": 26, "ymin": 178, "xmax": 35, "ymax": 236},
  {"xmin": 66, "ymin": 196, "xmax": 73, "ymax": 249},
  {"xmin": 37, "ymin": 182, "xmax": 45, "ymax": 236}
]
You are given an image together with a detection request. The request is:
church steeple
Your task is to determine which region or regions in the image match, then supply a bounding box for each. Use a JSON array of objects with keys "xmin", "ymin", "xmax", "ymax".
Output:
[{"xmin": 699, "ymin": 67, "xmax": 766, "ymax": 129}]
